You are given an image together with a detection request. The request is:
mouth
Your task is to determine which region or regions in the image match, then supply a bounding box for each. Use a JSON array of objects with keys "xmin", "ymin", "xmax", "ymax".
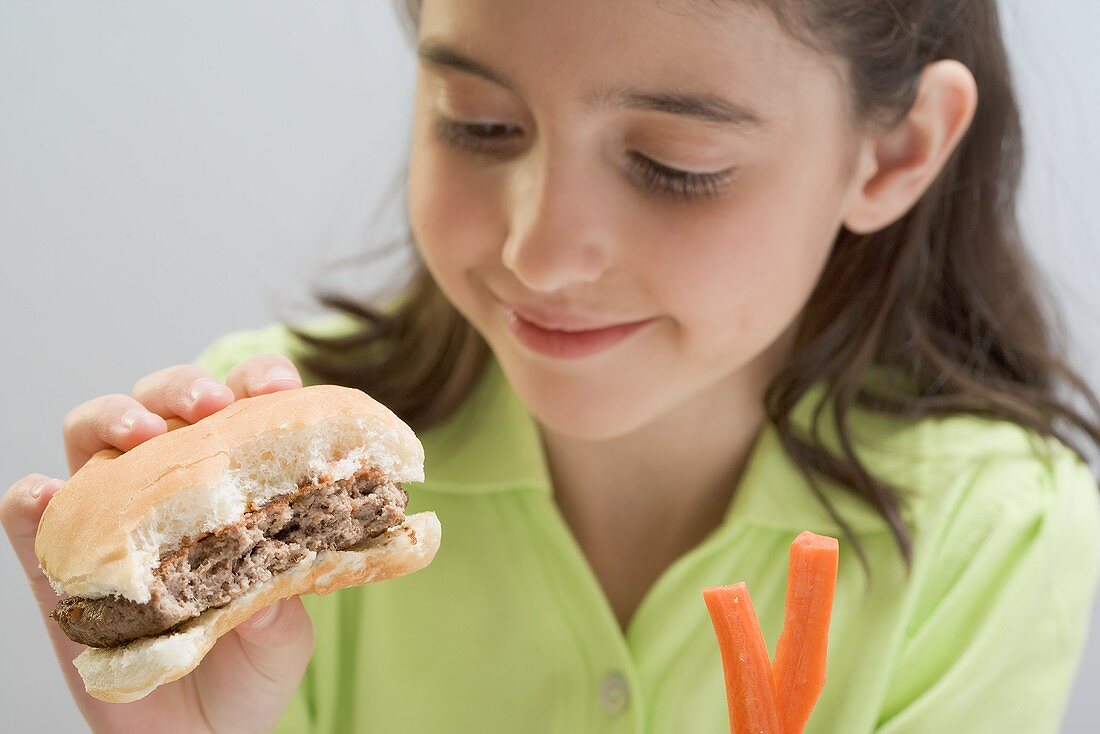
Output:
[{"xmin": 498, "ymin": 301, "xmax": 658, "ymax": 360}]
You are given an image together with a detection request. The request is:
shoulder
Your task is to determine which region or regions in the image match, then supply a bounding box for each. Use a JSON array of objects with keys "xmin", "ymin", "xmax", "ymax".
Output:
[
  {"xmin": 849, "ymin": 404, "xmax": 1098, "ymax": 532},
  {"xmin": 192, "ymin": 314, "xmax": 360, "ymax": 383},
  {"xmin": 872, "ymin": 416, "xmax": 1100, "ymax": 729},
  {"xmin": 933, "ymin": 415, "xmax": 1098, "ymax": 516},
  {"xmin": 930, "ymin": 417, "xmax": 1099, "ymax": 576},
  {"xmin": 874, "ymin": 412, "xmax": 1100, "ymax": 617},
  {"xmin": 925, "ymin": 417, "xmax": 1097, "ymax": 552}
]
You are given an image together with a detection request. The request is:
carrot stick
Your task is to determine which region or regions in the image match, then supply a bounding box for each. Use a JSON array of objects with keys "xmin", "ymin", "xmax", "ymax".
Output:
[
  {"xmin": 702, "ymin": 583, "xmax": 784, "ymax": 734},
  {"xmin": 771, "ymin": 532, "xmax": 840, "ymax": 734}
]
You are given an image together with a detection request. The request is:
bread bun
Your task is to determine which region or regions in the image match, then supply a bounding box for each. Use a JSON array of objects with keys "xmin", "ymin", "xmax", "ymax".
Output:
[
  {"xmin": 35, "ymin": 384, "xmax": 425, "ymax": 602},
  {"xmin": 31, "ymin": 384, "xmax": 439, "ymax": 702},
  {"xmin": 76, "ymin": 511, "xmax": 441, "ymax": 702}
]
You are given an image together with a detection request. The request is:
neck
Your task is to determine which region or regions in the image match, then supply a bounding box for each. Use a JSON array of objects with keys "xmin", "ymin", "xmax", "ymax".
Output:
[
  {"xmin": 539, "ymin": 369, "xmax": 770, "ymax": 548},
  {"xmin": 538, "ymin": 361, "xmax": 776, "ymax": 628}
]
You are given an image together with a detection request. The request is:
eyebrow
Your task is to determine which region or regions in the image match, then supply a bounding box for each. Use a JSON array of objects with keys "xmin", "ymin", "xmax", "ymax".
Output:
[{"xmin": 417, "ymin": 41, "xmax": 764, "ymax": 128}]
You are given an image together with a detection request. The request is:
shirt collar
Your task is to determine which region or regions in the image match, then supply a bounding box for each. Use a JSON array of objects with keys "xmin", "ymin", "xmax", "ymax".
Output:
[
  {"xmin": 420, "ymin": 356, "xmax": 897, "ymax": 535},
  {"xmin": 724, "ymin": 420, "xmax": 898, "ymax": 536}
]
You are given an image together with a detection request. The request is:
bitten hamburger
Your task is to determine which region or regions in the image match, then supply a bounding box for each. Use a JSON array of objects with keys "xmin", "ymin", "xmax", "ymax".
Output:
[{"xmin": 34, "ymin": 384, "xmax": 441, "ymax": 703}]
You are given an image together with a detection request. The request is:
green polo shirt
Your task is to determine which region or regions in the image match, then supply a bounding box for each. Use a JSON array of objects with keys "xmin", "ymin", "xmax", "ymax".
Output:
[{"xmin": 195, "ymin": 321, "xmax": 1100, "ymax": 734}]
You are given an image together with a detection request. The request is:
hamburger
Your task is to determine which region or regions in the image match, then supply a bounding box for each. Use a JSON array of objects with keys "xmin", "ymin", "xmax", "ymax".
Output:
[{"xmin": 34, "ymin": 384, "xmax": 441, "ymax": 703}]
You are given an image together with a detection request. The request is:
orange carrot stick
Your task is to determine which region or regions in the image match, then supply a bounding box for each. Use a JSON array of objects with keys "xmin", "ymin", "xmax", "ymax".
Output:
[
  {"xmin": 771, "ymin": 532, "xmax": 840, "ymax": 734},
  {"xmin": 703, "ymin": 583, "xmax": 784, "ymax": 734}
]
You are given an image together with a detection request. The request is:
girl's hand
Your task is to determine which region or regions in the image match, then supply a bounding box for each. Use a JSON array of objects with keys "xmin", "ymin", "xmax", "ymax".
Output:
[{"xmin": 1, "ymin": 356, "xmax": 313, "ymax": 734}]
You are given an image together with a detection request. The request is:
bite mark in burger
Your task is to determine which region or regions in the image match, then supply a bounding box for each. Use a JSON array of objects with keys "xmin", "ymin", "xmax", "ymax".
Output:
[{"xmin": 52, "ymin": 466, "xmax": 409, "ymax": 648}]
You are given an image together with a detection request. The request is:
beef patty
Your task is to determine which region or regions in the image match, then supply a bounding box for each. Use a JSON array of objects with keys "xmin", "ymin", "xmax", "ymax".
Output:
[{"xmin": 52, "ymin": 467, "xmax": 407, "ymax": 648}]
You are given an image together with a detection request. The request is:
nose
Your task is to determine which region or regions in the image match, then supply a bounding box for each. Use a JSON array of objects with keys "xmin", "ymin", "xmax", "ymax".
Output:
[{"xmin": 501, "ymin": 148, "xmax": 612, "ymax": 293}]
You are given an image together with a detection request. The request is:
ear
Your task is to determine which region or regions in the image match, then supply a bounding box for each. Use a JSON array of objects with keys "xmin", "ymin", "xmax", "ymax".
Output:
[{"xmin": 843, "ymin": 60, "xmax": 978, "ymax": 235}]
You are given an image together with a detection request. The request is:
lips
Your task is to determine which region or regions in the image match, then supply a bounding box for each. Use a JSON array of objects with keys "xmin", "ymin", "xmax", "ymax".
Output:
[
  {"xmin": 506, "ymin": 301, "xmax": 649, "ymax": 332},
  {"xmin": 497, "ymin": 299, "xmax": 657, "ymax": 359}
]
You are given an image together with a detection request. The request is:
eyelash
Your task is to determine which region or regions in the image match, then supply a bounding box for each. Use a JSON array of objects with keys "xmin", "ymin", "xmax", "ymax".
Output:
[{"xmin": 432, "ymin": 117, "xmax": 735, "ymax": 201}]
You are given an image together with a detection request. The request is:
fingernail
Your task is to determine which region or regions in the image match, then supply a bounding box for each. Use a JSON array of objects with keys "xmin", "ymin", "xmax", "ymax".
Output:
[
  {"xmin": 120, "ymin": 409, "xmax": 151, "ymax": 431},
  {"xmin": 249, "ymin": 600, "xmax": 281, "ymax": 629},
  {"xmin": 189, "ymin": 378, "xmax": 226, "ymax": 403},
  {"xmin": 264, "ymin": 366, "xmax": 300, "ymax": 385},
  {"xmin": 30, "ymin": 479, "xmax": 63, "ymax": 500}
]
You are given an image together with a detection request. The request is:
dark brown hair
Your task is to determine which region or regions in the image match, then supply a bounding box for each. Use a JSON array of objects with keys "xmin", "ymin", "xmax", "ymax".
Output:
[{"xmin": 289, "ymin": 0, "xmax": 1100, "ymax": 568}]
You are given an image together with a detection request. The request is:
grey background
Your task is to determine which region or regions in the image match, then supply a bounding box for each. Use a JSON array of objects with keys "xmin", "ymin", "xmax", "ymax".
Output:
[{"xmin": 1, "ymin": 1, "xmax": 1096, "ymax": 731}]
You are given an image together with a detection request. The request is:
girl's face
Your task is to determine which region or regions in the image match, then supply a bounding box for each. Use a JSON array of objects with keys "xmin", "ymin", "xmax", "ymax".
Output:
[{"xmin": 408, "ymin": 0, "xmax": 865, "ymax": 440}]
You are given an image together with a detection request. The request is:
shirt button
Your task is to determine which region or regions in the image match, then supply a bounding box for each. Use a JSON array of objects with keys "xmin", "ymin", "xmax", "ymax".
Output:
[{"xmin": 599, "ymin": 670, "xmax": 630, "ymax": 716}]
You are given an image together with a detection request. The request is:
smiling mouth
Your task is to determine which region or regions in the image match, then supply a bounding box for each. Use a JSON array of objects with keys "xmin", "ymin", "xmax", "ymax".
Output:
[
  {"xmin": 511, "ymin": 310, "xmax": 652, "ymax": 333},
  {"xmin": 494, "ymin": 294, "xmax": 652, "ymax": 332},
  {"xmin": 499, "ymin": 303, "xmax": 658, "ymax": 360}
]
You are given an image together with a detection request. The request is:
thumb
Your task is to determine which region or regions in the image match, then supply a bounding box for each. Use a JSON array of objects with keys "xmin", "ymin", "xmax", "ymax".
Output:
[
  {"xmin": 1, "ymin": 474, "xmax": 65, "ymax": 593},
  {"xmin": 0, "ymin": 475, "xmax": 108, "ymax": 700},
  {"xmin": 235, "ymin": 596, "xmax": 315, "ymax": 664},
  {"xmin": 1, "ymin": 476, "xmax": 87, "ymax": 649},
  {"xmin": 190, "ymin": 596, "xmax": 315, "ymax": 732}
]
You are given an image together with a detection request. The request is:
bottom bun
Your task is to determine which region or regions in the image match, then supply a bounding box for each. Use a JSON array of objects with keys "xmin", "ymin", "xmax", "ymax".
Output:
[{"xmin": 74, "ymin": 511, "xmax": 441, "ymax": 703}]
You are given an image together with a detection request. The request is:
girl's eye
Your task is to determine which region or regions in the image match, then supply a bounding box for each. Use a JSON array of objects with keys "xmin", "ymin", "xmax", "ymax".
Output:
[
  {"xmin": 432, "ymin": 116, "xmax": 735, "ymax": 201},
  {"xmin": 625, "ymin": 154, "xmax": 736, "ymax": 201},
  {"xmin": 433, "ymin": 117, "xmax": 523, "ymax": 154}
]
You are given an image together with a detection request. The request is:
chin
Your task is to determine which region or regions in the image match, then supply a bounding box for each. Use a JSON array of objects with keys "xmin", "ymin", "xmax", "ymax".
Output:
[{"xmin": 492, "ymin": 346, "xmax": 671, "ymax": 442}]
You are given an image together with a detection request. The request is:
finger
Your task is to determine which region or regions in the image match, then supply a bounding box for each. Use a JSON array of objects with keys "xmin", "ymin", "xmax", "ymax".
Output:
[
  {"xmin": 1, "ymin": 474, "xmax": 65, "ymax": 589},
  {"xmin": 225, "ymin": 355, "xmax": 302, "ymax": 400},
  {"xmin": 63, "ymin": 394, "xmax": 169, "ymax": 475},
  {"xmin": 0, "ymin": 475, "xmax": 89, "ymax": 670},
  {"xmin": 235, "ymin": 597, "xmax": 314, "ymax": 661},
  {"xmin": 193, "ymin": 597, "xmax": 315, "ymax": 733},
  {"xmin": 132, "ymin": 365, "xmax": 235, "ymax": 424}
]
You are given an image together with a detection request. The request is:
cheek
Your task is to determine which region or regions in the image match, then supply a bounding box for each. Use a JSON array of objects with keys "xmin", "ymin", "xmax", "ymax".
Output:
[
  {"xmin": 644, "ymin": 167, "xmax": 843, "ymax": 360},
  {"xmin": 408, "ymin": 133, "xmax": 503, "ymax": 309}
]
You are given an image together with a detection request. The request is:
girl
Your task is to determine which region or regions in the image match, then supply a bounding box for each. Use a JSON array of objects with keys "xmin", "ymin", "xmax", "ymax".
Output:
[{"xmin": 5, "ymin": 1, "xmax": 1099, "ymax": 731}]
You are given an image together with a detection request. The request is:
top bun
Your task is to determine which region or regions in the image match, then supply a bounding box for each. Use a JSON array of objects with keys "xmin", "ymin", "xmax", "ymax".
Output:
[{"xmin": 35, "ymin": 385, "xmax": 424, "ymax": 604}]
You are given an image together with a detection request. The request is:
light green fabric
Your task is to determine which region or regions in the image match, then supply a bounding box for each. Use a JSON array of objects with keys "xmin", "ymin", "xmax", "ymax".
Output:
[{"xmin": 195, "ymin": 322, "xmax": 1100, "ymax": 734}]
